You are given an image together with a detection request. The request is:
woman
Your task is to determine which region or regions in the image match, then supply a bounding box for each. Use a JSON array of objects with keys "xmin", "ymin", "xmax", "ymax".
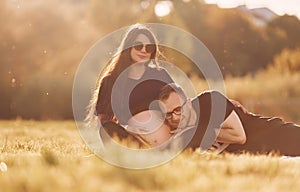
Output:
[{"xmin": 87, "ymin": 24, "xmax": 174, "ymax": 147}]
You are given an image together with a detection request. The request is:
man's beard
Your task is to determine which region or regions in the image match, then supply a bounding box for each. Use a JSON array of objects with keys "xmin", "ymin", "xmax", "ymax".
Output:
[
  {"xmin": 168, "ymin": 120, "xmax": 180, "ymax": 131},
  {"xmin": 168, "ymin": 112, "xmax": 192, "ymax": 133},
  {"xmin": 178, "ymin": 113, "xmax": 191, "ymax": 130}
]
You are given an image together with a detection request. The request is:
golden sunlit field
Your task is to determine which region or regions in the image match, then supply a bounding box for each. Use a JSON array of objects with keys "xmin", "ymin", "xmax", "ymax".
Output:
[
  {"xmin": 1, "ymin": 1, "xmax": 300, "ymax": 191},
  {"xmin": 1, "ymin": 120, "xmax": 300, "ymax": 192}
]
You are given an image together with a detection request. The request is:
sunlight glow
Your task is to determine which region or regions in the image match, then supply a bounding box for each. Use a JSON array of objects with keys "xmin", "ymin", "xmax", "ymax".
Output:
[
  {"xmin": 155, "ymin": 1, "xmax": 173, "ymax": 17},
  {"xmin": 140, "ymin": 0, "xmax": 150, "ymax": 10},
  {"xmin": 204, "ymin": 0, "xmax": 300, "ymax": 19}
]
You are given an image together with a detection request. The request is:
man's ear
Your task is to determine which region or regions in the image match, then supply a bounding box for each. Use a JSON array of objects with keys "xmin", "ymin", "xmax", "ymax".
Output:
[{"xmin": 156, "ymin": 100, "xmax": 166, "ymax": 112}]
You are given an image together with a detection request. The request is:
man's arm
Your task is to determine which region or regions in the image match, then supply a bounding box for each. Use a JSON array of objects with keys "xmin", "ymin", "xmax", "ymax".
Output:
[
  {"xmin": 215, "ymin": 110, "xmax": 246, "ymax": 144},
  {"xmin": 230, "ymin": 99, "xmax": 250, "ymax": 114}
]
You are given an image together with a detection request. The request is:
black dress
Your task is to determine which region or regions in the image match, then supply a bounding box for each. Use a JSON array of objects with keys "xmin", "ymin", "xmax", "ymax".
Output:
[{"xmin": 96, "ymin": 65, "xmax": 174, "ymax": 143}]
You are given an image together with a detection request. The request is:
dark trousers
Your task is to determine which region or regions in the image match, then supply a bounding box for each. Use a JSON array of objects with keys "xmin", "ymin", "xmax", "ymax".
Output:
[{"xmin": 225, "ymin": 107, "xmax": 300, "ymax": 156}]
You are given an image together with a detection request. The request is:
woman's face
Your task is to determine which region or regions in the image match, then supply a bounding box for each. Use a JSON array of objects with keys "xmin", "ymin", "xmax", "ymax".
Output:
[{"xmin": 130, "ymin": 34, "xmax": 154, "ymax": 63}]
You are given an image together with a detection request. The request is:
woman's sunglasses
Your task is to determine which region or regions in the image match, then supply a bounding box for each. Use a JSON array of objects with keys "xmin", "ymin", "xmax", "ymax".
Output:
[{"xmin": 132, "ymin": 41, "xmax": 156, "ymax": 53}]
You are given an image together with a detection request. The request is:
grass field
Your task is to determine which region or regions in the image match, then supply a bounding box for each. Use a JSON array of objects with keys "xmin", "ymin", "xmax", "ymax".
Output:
[{"xmin": 1, "ymin": 120, "xmax": 300, "ymax": 192}]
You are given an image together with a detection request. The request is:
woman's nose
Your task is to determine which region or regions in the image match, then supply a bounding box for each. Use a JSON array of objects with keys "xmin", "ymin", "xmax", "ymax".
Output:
[{"xmin": 140, "ymin": 45, "xmax": 147, "ymax": 53}]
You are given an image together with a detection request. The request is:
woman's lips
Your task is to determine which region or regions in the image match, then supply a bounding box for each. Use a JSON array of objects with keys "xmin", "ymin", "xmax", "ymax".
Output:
[{"xmin": 137, "ymin": 54, "xmax": 148, "ymax": 60}]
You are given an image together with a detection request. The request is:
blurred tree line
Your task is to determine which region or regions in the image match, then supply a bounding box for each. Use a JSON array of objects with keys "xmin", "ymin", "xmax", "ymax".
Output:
[{"xmin": 1, "ymin": 0, "xmax": 300, "ymax": 119}]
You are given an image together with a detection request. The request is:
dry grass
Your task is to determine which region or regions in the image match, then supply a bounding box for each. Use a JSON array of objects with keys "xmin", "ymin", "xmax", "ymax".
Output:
[{"xmin": 1, "ymin": 120, "xmax": 300, "ymax": 192}]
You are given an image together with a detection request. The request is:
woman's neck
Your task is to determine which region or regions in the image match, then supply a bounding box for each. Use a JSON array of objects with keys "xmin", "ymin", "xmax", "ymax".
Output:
[{"xmin": 128, "ymin": 62, "xmax": 146, "ymax": 80}]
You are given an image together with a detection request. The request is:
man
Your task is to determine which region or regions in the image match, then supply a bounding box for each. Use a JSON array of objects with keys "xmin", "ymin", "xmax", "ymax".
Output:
[
  {"xmin": 158, "ymin": 83, "xmax": 246, "ymax": 152},
  {"xmin": 158, "ymin": 83, "xmax": 300, "ymax": 156}
]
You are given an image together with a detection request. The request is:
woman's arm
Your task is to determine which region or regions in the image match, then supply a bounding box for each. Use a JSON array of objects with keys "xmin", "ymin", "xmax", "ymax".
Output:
[
  {"xmin": 215, "ymin": 110, "xmax": 246, "ymax": 144},
  {"xmin": 98, "ymin": 114, "xmax": 112, "ymax": 125}
]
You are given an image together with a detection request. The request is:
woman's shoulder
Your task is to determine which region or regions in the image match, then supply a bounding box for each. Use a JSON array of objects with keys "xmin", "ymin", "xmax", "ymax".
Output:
[
  {"xmin": 98, "ymin": 74, "xmax": 114, "ymax": 89},
  {"xmin": 102, "ymin": 74, "xmax": 112, "ymax": 80},
  {"xmin": 101, "ymin": 74, "xmax": 113, "ymax": 83}
]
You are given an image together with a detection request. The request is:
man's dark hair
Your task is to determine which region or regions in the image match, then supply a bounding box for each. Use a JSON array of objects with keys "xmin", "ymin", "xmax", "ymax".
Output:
[{"xmin": 158, "ymin": 83, "xmax": 187, "ymax": 101}]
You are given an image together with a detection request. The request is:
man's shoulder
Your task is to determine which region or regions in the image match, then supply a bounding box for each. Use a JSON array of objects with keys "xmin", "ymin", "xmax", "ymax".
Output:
[
  {"xmin": 191, "ymin": 91, "xmax": 221, "ymax": 104},
  {"xmin": 191, "ymin": 96, "xmax": 200, "ymax": 105}
]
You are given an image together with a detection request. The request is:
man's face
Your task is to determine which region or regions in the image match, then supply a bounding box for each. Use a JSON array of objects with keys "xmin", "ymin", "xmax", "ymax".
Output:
[{"xmin": 160, "ymin": 92, "xmax": 191, "ymax": 130}]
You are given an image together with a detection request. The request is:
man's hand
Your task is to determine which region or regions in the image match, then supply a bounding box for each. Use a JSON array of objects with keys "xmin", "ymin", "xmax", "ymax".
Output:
[{"xmin": 230, "ymin": 99, "xmax": 250, "ymax": 114}]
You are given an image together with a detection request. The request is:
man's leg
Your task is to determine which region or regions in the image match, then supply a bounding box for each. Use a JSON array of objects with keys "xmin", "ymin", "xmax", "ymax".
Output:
[{"xmin": 226, "ymin": 107, "xmax": 300, "ymax": 156}]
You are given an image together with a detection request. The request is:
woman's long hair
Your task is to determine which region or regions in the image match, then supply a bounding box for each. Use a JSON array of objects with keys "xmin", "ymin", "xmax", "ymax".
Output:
[{"xmin": 85, "ymin": 24, "xmax": 162, "ymax": 127}]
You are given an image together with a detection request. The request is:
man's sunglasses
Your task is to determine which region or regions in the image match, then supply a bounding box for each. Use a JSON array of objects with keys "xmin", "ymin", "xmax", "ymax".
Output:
[{"xmin": 132, "ymin": 41, "xmax": 156, "ymax": 53}]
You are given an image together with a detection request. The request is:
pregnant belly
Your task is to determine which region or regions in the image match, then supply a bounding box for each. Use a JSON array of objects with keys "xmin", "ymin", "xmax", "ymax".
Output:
[{"xmin": 127, "ymin": 110, "xmax": 172, "ymax": 147}]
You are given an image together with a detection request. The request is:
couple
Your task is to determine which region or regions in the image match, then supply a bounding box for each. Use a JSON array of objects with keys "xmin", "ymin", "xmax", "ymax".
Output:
[
  {"xmin": 120, "ymin": 82, "xmax": 247, "ymax": 152},
  {"xmin": 88, "ymin": 23, "xmax": 300, "ymax": 155}
]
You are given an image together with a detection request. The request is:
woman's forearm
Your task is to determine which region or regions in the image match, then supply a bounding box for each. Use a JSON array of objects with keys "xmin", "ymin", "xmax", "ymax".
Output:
[{"xmin": 98, "ymin": 114, "xmax": 114, "ymax": 125}]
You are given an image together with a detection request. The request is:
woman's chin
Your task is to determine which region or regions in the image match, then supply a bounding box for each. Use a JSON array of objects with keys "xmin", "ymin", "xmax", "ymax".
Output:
[
  {"xmin": 136, "ymin": 59, "xmax": 149, "ymax": 63},
  {"xmin": 131, "ymin": 60, "xmax": 150, "ymax": 65}
]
